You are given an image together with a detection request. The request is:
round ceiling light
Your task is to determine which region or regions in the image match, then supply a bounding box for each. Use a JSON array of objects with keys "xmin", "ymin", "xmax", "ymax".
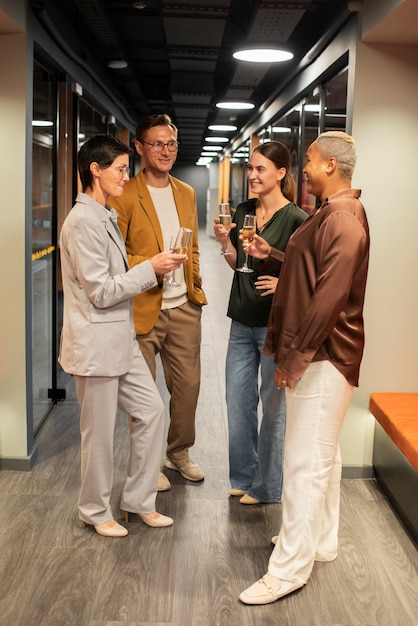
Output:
[
  {"xmin": 208, "ymin": 124, "xmax": 237, "ymax": 132},
  {"xmin": 233, "ymin": 48, "xmax": 293, "ymax": 63},
  {"xmin": 32, "ymin": 120, "xmax": 53, "ymax": 127},
  {"xmin": 216, "ymin": 102, "xmax": 255, "ymax": 110},
  {"xmin": 108, "ymin": 59, "xmax": 128, "ymax": 69},
  {"xmin": 205, "ymin": 137, "xmax": 229, "ymax": 143}
]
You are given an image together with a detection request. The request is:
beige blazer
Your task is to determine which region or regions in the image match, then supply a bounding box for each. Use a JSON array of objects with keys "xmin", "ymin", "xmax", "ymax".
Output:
[
  {"xmin": 58, "ymin": 193, "xmax": 158, "ymax": 377},
  {"xmin": 111, "ymin": 171, "xmax": 207, "ymax": 335}
]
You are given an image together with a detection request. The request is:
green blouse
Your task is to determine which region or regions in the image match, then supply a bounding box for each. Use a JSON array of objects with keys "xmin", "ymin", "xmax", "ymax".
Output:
[{"xmin": 227, "ymin": 198, "xmax": 307, "ymax": 327}]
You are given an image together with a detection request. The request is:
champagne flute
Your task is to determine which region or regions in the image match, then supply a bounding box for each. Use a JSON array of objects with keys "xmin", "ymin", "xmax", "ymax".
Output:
[
  {"xmin": 236, "ymin": 214, "xmax": 256, "ymax": 273},
  {"xmin": 166, "ymin": 227, "xmax": 192, "ymax": 287},
  {"xmin": 218, "ymin": 202, "xmax": 232, "ymax": 255}
]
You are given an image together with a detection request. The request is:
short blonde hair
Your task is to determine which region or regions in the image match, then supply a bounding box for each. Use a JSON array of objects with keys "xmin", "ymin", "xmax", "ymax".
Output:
[{"xmin": 316, "ymin": 131, "xmax": 356, "ymax": 179}]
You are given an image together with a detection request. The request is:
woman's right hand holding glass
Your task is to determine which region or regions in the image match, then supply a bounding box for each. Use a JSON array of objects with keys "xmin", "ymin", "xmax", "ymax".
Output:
[
  {"xmin": 150, "ymin": 250, "xmax": 187, "ymax": 276},
  {"xmin": 214, "ymin": 217, "xmax": 237, "ymax": 266},
  {"xmin": 213, "ymin": 216, "xmax": 236, "ymax": 242}
]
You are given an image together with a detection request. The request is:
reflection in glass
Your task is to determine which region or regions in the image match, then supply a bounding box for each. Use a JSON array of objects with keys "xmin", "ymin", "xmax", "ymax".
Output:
[
  {"xmin": 78, "ymin": 99, "xmax": 107, "ymax": 150},
  {"xmin": 32, "ymin": 61, "xmax": 54, "ymax": 431},
  {"xmin": 230, "ymin": 140, "xmax": 250, "ymax": 209},
  {"xmin": 267, "ymin": 68, "xmax": 348, "ymax": 215}
]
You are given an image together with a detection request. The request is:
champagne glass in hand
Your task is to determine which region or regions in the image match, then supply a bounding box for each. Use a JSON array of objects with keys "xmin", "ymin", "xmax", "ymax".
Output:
[
  {"xmin": 236, "ymin": 214, "xmax": 256, "ymax": 273},
  {"xmin": 218, "ymin": 203, "xmax": 232, "ymax": 255},
  {"xmin": 167, "ymin": 227, "xmax": 192, "ymax": 287}
]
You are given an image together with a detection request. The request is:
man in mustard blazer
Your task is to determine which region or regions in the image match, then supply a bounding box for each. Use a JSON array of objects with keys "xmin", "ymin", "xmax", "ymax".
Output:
[{"xmin": 111, "ymin": 114, "xmax": 207, "ymax": 491}]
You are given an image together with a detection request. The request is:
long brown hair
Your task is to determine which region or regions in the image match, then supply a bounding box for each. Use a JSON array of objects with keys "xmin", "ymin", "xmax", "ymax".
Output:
[{"xmin": 253, "ymin": 141, "xmax": 296, "ymax": 203}]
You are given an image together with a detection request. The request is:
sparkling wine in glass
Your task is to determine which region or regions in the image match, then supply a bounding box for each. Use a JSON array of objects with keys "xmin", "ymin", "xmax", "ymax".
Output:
[
  {"xmin": 167, "ymin": 227, "xmax": 192, "ymax": 287},
  {"xmin": 218, "ymin": 203, "xmax": 232, "ymax": 255},
  {"xmin": 236, "ymin": 214, "xmax": 256, "ymax": 273}
]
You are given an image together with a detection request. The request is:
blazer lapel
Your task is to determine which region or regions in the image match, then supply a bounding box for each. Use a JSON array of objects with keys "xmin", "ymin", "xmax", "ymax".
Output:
[
  {"xmin": 104, "ymin": 214, "xmax": 129, "ymax": 271},
  {"xmin": 136, "ymin": 173, "xmax": 164, "ymax": 252}
]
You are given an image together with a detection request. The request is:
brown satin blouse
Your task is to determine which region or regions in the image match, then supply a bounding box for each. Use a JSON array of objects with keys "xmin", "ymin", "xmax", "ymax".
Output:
[{"xmin": 263, "ymin": 189, "xmax": 370, "ymax": 387}]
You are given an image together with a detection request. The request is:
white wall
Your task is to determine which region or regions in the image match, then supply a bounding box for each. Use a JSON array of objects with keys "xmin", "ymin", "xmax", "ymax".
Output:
[
  {"xmin": 340, "ymin": 40, "xmax": 418, "ymax": 473},
  {"xmin": 0, "ymin": 30, "xmax": 29, "ymax": 462}
]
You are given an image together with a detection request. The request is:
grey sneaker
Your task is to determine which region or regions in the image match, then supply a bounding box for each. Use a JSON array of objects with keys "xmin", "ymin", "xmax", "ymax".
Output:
[{"xmin": 164, "ymin": 455, "xmax": 204, "ymax": 481}]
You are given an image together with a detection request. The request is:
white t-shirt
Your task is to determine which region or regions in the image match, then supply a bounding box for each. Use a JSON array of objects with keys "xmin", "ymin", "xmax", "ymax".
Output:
[{"xmin": 147, "ymin": 184, "xmax": 189, "ymax": 310}]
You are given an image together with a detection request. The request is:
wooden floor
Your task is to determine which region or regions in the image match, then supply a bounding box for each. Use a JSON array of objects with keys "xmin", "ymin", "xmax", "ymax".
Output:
[{"xmin": 0, "ymin": 230, "xmax": 417, "ymax": 626}]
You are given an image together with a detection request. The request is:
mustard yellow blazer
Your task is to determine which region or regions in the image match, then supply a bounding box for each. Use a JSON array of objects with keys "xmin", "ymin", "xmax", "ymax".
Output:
[{"xmin": 111, "ymin": 170, "xmax": 207, "ymax": 335}]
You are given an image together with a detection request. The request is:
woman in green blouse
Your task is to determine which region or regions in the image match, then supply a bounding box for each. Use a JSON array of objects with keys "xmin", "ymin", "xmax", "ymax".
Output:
[{"xmin": 214, "ymin": 141, "xmax": 307, "ymax": 504}]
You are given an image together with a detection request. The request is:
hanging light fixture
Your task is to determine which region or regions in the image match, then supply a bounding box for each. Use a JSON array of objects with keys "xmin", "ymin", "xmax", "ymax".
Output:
[
  {"xmin": 216, "ymin": 102, "xmax": 255, "ymax": 110},
  {"xmin": 205, "ymin": 137, "xmax": 229, "ymax": 143},
  {"xmin": 233, "ymin": 48, "xmax": 293, "ymax": 63},
  {"xmin": 108, "ymin": 59, "xmax": 128, "ymax": 69},
  {"xmin": 208, "ymin": 124, "xmax": 237, "ymax": 132}
]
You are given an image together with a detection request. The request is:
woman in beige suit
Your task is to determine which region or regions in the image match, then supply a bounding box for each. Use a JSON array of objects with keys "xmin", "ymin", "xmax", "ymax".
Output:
[{"xmin": 59, "ymin": 135, "xmax": 187, "ymax": 537}]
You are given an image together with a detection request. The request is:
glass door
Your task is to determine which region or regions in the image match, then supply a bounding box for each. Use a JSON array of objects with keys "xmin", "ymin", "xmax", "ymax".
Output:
[{"xmin": 32, "ymin": 60, "xmax": 57, "ymax": 432}]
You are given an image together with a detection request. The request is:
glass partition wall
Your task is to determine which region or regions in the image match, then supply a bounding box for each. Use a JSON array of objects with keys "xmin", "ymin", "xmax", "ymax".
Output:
[
  {"xmin": 229, "ymin": 68, "xmax": 348, "ymax": 214},
  {"xmin": 32, "ymin": 62, "xmax": 131, "ymax": 435},
  {"xmin": 31, "ymin": 61, "xmax": 56, "ymax": 432}
]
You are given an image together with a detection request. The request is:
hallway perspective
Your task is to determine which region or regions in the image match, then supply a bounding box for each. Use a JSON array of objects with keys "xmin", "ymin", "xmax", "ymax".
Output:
[{"xmin": 0, "ymin": 230, "xmax": 417, "ymax": 626}]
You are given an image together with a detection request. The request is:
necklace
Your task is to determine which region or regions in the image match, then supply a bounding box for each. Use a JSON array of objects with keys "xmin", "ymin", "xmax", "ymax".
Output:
[
  {"xmin": 257, "ymin": 198, "xmax": 289, "ymax": 224},
  {"xmin": 257, "ymin": 203, "xmax": 272, "ymax": 225}
]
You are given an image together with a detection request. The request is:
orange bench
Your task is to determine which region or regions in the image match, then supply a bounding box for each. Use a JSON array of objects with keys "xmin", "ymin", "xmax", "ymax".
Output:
[{"xmin": 370, "ymin": 393, "xmax": 418, "ymax": 544}]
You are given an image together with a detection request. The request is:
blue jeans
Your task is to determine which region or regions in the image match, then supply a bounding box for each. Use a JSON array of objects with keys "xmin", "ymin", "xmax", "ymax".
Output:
[{"xmin": 226, "ymin": 320, "xmax": 285, "ymax": 503}]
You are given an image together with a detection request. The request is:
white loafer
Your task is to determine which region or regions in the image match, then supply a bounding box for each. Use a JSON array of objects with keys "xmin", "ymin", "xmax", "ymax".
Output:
[{"xmin": 239, "ymin": 573, "xmax": 304, "ymax": 605}]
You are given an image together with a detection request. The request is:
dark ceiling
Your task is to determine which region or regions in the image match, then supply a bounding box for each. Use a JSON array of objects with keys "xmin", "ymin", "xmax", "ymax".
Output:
[{"xmin": 31, "ymin": 0, "xmax": 353, "ymax": 164}]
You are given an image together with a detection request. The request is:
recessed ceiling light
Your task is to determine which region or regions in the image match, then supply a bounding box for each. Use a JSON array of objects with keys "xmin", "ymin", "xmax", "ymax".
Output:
[
  {"xmin": 132, "ymin": 1, "xmax": 147, "ymax": 8},
  {"xmin": 216, "ymin": 102, "xmax": 255, "ymax": 110},
  {"xmin": 203, "ymin": 145, "xmax": 223, "ymax": 151},
  {"xmin": 233, "ymin": 48, "xmax": 293, "ymax": 63},
  {"xmin": 108, "ymin": 59, "xmax": 128, "ymax": 69},
  {"xmin": 205, "ymin": 137, "xmax": 229, "ymax": 143},
  {"xmin": 294, "ymin": 104, "xmax": 321, "ymax": 113},
  {"xmin": 208, "ymin": 124, "xmax": 237, "ymax": 132},
  {"xmin": 272, "ymin": 126, "xmax": 292, "ymax": 133}
]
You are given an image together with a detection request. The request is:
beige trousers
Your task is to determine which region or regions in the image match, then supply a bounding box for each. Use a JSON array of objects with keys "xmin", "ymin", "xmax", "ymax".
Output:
[
  {"xmin": 75, "ymin": 343, "xmax": 165, "ymax": 526},
  {"xmin": 137, "ymin": 300, "xmax": 202, "ymax": 458}
]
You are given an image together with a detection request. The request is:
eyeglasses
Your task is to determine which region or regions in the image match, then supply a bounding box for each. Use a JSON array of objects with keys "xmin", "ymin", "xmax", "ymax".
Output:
[
  {"xmin": 112, "ymin": 165, "xmax": 130, "ymax": 177},
  {"xmin": 139, "ymin": 140, "xmax": 179, "ymax": 153}
]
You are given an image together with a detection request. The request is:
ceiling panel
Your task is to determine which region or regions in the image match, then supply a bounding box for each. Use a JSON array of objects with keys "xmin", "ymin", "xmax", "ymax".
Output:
[{"xmin": 30, "ymin": 0, "xmax": 353, "ymax": 164}]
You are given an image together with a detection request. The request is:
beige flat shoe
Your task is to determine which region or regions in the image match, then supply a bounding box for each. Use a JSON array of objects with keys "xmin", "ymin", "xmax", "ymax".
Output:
[
  {"xmin": 240, "ymin": 493, "xmax": 261, "ymax": 505},
  {"xmin": 229, "ymin": 488, "xmax": 246, "ymax": 496},
  {"xmin": 239, "ymin": 573, "xmax": 304, "ymax": 605}
]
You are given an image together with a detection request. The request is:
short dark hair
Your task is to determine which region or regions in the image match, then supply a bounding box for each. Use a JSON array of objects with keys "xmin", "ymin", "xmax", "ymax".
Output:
[
  {"xmin": 77, "ymin": 134, "xmax": 131, "ymax": 191},
  {"xmin": 135, "ymin": 113, "xmax": 178, "ymax": 142}
]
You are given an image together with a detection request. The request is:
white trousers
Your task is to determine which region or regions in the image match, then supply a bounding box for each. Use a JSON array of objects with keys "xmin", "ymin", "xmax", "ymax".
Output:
[
  {"xmin": 75, "ymin": 343, "xmax": 165, "ymax": 526},
  {"xmin": 268, "ymin": 360, "xmax": 353, "ymax": 583}
]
